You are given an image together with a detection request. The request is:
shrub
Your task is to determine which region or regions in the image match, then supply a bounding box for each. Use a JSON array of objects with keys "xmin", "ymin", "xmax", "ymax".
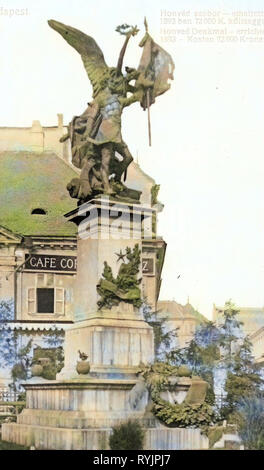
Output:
[
  {"xmin": 11, "ymin": 362, "xmax": 27, "ymax": 382},
  {"xmin": 41, "ymin": 363, "xmax": 58, "ymax": 380},
  {"xmin": 109, "ymin": 420, "xmax": 145, "ymax": 450},
  {"xmin": 17, "ymin": 392, "xmax": 26, "ymax": 401},
  {"xmin": 0, "ymin": 440, "xmax": 28, "ymax": 450}
]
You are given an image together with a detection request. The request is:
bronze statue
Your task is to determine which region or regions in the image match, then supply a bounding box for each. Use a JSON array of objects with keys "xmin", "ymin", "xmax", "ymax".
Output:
[{"xmin": 48, "ymin": 19, "xmax": 174, "ymax": 204}]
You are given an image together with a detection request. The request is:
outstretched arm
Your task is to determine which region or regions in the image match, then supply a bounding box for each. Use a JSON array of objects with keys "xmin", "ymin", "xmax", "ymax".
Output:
[
  {"xmin": 120, "ymin": 74, "xmax": 155, "ymax": 108},
  {"xmin": 120, "ymin": 91, "xmax": 143, "ymax": 108},
  {"xmin": 116, "ymin": 24, "xmax": 139, "ymax": 75}
]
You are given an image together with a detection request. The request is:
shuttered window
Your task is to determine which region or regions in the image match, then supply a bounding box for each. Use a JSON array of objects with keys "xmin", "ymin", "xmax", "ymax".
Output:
[
  {"xmin": 27, "ymin": 287, "xmax": 65, "ymax": 315},
  {"xmin": 27, "ymin": 288, "xmax": 36, "ymax": 314},
  {"xmin": 54, "ymin": 288, "xmax": 65, "ymax": 315}
]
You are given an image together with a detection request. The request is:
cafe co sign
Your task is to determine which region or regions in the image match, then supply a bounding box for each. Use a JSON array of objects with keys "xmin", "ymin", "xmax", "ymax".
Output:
[{"xmin": 24, "ymin": 254, "xmax": 77, "ymax": 273}]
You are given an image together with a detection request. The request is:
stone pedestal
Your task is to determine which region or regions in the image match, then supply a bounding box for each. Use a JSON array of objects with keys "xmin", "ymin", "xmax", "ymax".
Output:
[
  {"xmin": 67, "ymin": 197, "xmax": 154, "ymax": 321},
  {"xmin": 58, "ymin": 310, "xmax": 154, "ymax": 380},
  {"xmin": 57, "ymin": 197, "xmax": 155, "ymax": 380}
]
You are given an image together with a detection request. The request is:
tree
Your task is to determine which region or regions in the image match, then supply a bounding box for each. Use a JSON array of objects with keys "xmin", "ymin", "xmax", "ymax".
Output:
[
  {"xmin": 0, "ymin": 299, "xmax": 17, "ymax": 366},
  {"xmin": 42, "ymin": 328, "xmax": 64, "ymax": 348},
  {"xmin": 195, "ymin": 321, "xmax": 221, "ymax": 348},
  {"xmin": 144, "ymin": 298, "xmax": 262, "ymax": 423},
  {"xmin": 11, "ymin": 339, "xmax": 33, "ymax": 387},
  {"xmin": 142, "ymin": 302, "xmax": 177, "ymax": 360},
  {"xmin": 166, "ymin": 320, "xmax": 221, "ymax": 406},
  {"xmin": 214, "ymin": 300, "xmax": 263, "ymax": 418},
  {"xmin": 0, "ymin": 299, "xmax": 34, "ymax": 389},
  {"xmin": 235, "ymin": 396, "xmax": 264, "ymax": 450},
  {"xmin": 222, "ymin": 336, "xmax": 263, "ymax": 417},
  {"xmin": 219, "ymin": 299, "xmax": 243, "ymax": 367},
  {"xmin": 0, "ymin": 299, "xmax": 67, "ymax": 387}
]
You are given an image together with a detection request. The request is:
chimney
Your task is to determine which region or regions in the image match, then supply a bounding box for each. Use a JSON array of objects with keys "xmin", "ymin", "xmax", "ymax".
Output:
[
  {"xmin": 57, "ymin": 113, "xmax": 63, "ymax": 129},
  {"xmin": 31, "ymin": 120, "xmax": 43, "ymax": 133},
  {"xmin": 30, "ymin": 120, "xmax": 44, "ymax": 152}
]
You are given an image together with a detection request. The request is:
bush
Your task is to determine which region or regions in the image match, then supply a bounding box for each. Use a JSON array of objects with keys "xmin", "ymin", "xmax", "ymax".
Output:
[
  {"xmin": 41, "ymin": 363, "xmax": 58, "ymax": 380},
  {"xmin": 0, "ymin": 439, "xmax": 28, "ymax": 450},
  {"xmin": 109, "ymin": 420, "xmax": 145, "ymax": 450},
  {"xmin": 17, "ymin": 392, "xmax": 26, "ymax": 402},
  {"xmin": 11, "ymin": 362, "xmax": 27, "ymax": 382}
]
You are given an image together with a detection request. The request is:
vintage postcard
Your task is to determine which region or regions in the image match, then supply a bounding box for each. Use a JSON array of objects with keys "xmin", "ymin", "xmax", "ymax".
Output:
[{"xmin": 0, "ymin": 0, "xmax": 263, "ymax": 454}]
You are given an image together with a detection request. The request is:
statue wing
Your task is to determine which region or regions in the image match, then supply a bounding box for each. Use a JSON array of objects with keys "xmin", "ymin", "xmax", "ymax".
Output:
[
  {"xmin": 80, "ymin": 38, "xmax": 109, "ymax": 98},
  {"xmin": 48, "ymin": 20, "xmax": 109, "ymax": 97}
]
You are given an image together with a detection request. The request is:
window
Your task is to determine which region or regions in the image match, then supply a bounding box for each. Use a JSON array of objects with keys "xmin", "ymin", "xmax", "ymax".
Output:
[
  {"xmin": 27, "ymin": 286, "xmax": 65, "ymax": 315},
  {"xmin": 31, "ymin": 208, "xmax": 47, "ymax": 215},
  {"xmin": 37, "ymin": 288, "xmax": 54, "ymax": 313},
  {"xmin": 37, "ymin": 273, "xmax": 45, "ymax": 287},
  {"xmin": 46, "ymin": 273, "xmax": 54, "ymax": 287}
]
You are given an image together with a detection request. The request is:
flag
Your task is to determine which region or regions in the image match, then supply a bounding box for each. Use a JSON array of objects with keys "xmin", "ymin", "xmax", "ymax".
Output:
[{"xmin": 137, "ymin": 32, "xmax": 175, "ymax": 110}]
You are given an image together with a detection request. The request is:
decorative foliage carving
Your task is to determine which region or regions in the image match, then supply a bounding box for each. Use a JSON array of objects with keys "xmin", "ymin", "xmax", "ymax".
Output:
[
  {"xmin": 97, "ymin": 244, "xmax": 142, "ymax": 310},
  {"xmin": 137, "ymin": 362, "xmax": 215, "ymax": 428}
]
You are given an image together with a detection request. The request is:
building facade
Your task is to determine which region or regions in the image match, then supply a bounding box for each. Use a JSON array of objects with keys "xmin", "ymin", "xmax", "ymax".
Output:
[
  {"xmin": 212, "ymin": 304, "xmax": 264, "ymax": 336},
  {"xmin": 249, "ymin": 327, "xmax": 264, "ymax": 365},
  {"xmin": 157, "ymin": 300, "xmax": 206, "ymax": 348}
]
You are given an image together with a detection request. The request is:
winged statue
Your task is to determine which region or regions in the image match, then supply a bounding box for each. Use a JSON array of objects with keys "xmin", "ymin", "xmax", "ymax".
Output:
[{"xmin": 48, "ymin": 19, "xmax": 174, "ymax": 204}]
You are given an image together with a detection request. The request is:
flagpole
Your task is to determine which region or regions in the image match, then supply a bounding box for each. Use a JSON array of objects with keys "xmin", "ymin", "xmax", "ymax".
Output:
[
  {"xmin": 144, "ymin": 17, "xmax": 152, "ymax": 146},
  {"xmin": 146, "ymin": 89, "xmax": 152, "ymax": 147}
]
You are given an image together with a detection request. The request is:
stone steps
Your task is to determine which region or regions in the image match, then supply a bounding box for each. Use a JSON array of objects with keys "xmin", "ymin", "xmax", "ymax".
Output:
[
  {"xmin": 2, "ymin": 423, "xmax": 208, "ymax": 450},
  {"xmin": 17, "ymin": 408, "xmax": 156, "ymax": 429}
]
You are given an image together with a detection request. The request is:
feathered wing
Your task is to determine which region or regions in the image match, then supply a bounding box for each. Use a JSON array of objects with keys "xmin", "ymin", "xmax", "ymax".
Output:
[
  {"xmin": 80, "ymin": 36, "xmax": 109, "ymax": 98},
  {"xmin": 48, "ymin": 20, "xmax": 109, "ymax": 98}
]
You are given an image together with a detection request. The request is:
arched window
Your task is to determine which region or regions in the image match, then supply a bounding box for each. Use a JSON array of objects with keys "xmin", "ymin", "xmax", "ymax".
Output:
[{"xmin": 31, "ymin": 208, "xmax": 47, "ymax": 215}]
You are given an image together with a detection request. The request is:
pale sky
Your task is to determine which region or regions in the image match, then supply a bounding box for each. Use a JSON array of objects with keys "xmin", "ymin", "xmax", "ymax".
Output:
[{"xmin": 1, "ymin": 0, "xmax": 264, "ymax": 318}]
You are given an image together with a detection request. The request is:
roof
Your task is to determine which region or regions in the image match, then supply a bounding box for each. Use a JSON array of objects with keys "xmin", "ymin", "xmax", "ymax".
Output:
[
  {"xmin": 249, "ymin": 325, "xmax": 264, "ymax": 340},
  {"xmin": 0, "ymin": 151, "xmax": 78, "ymax": 237},
  {"xmin": 157, "ymin": 300, "xmax": 207, "ymax": 323}
]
